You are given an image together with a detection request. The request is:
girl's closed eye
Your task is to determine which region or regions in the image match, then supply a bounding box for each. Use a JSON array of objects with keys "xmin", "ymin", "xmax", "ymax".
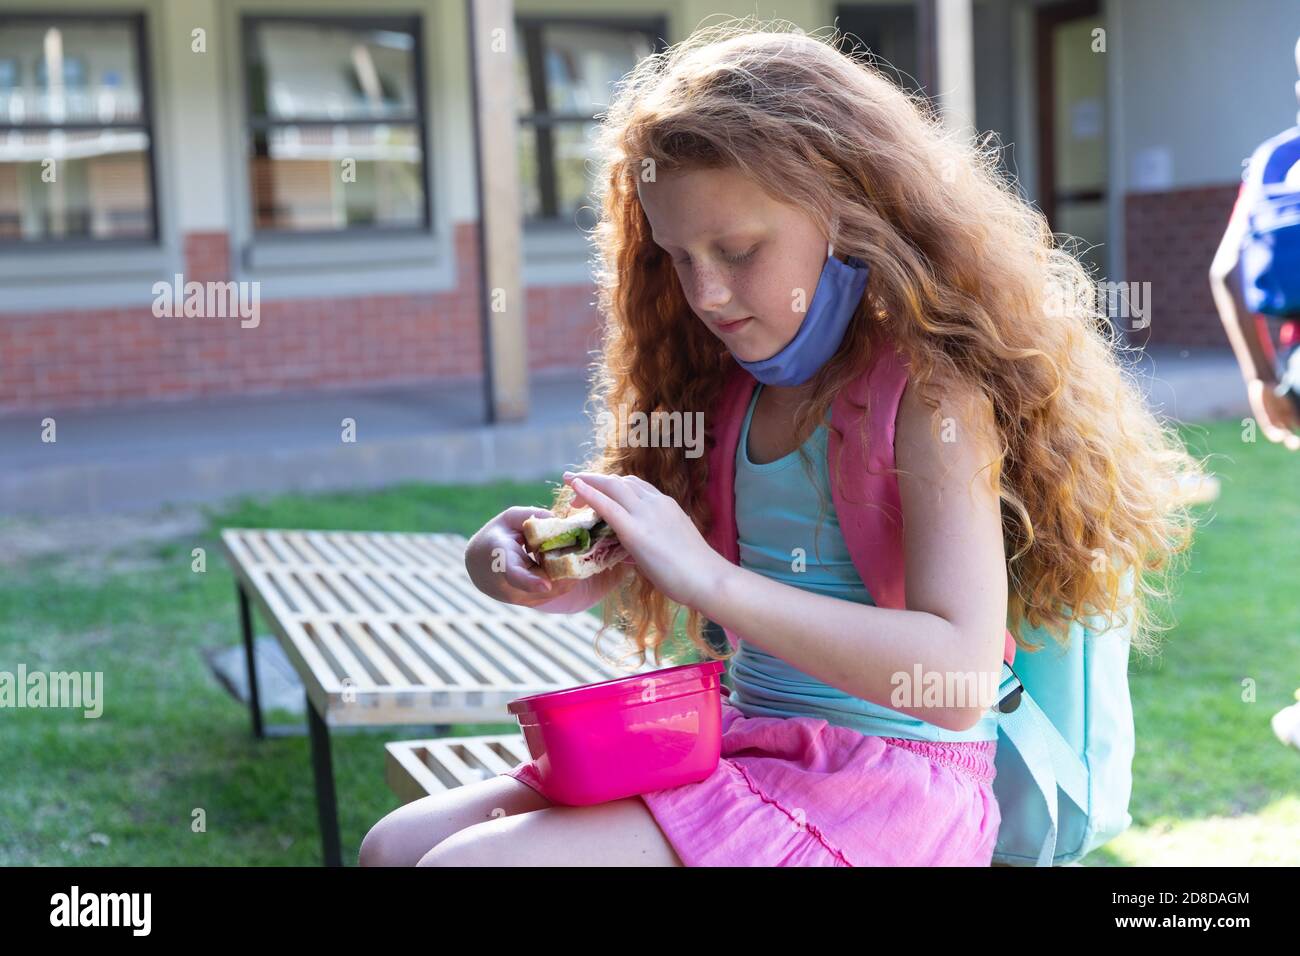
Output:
[
  {"xmin": 723, "ymin": 243, "xmax": 759, "ymax": 264},
  {"xmin": 673, "ymin": 243, "xmax": 760, "ymax": 267}
]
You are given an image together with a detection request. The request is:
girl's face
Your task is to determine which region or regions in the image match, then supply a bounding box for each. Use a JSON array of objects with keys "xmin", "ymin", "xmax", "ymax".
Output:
[{"xmin": 637, "ymin": 166, "xmax": 829, "ymax": 364}]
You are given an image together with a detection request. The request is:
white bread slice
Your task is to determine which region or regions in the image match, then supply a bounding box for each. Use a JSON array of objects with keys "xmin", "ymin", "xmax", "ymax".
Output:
[
  {"xmin": 521, "ymin": 507, "xmax": 600, "ymax": 551},
  {"xmin": 536, "ymin": 533, "xmax": 628, "ymax": 581}
]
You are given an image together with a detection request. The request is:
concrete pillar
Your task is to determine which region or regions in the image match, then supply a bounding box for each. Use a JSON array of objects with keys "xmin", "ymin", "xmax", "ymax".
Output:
[
  {"xmin": 161, "ymin": 0, "xmax": 229, "ymax": 234},
  {"xmin": 934, "ymin": 0, "xmax": 977, "ymax": 135},
  {"xmin": 466, "ymin": 0, "xmax": 529, "ymax": 423}
]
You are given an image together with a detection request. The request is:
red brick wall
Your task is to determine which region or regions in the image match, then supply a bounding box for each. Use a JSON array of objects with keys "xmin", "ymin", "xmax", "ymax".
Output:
[
  {"xmin": 0, "ymin": 220, "xmax": 603, "ymax": 414},
  {"xmin": 1123, "ymin": 183, "xmax": 1238, "ymax": 349}
]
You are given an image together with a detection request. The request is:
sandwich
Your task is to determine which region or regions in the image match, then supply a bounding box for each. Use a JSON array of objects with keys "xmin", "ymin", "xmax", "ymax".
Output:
[{"xmin": 522, "ymin": 506, "xmax": 629, "ymax": 581}]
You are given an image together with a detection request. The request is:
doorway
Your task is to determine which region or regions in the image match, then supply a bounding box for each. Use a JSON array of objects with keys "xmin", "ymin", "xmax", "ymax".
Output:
[{"xmin": 1037, "ymin": 0, "xmax": 1108, "ymax": 279}]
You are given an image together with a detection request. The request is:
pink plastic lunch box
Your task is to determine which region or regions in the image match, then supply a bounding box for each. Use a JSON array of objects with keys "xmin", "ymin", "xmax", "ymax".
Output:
[{"xmin": 506, "ymin": 660, "xmax": 728, "ymax": 805}]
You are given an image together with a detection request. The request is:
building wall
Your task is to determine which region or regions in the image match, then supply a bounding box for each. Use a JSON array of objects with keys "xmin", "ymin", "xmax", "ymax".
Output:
[
  {"xmin": 1124, "ymin": 183, "xmax": 1242, "ymax": 349},
  {"xmin": 2, "ymin": 221, "xmax": 617, "ymax": 411},
  {"xmin": 1115, "ymin": 0, "xmax": 1299, "ymax": 192},
  {"xmin": 1, "ymin": 0, "xmax": 835, "ymax": 415},
  {"xmin": 7, "ymin": 0, "xmax": 1295, "ymax": 413},
  {"xmin": 0, "ymin": 0, "xmax": 621, "ymax": 414},
  {"xmin": 1111, "ymin": 0, "xmax": 1300, "ymax": 347}
]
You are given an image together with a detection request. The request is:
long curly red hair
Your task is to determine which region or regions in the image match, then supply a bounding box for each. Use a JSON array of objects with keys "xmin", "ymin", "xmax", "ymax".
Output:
[{"xmin": 549, "ymin": 18, "xmax": 1204, "ymax": 671}]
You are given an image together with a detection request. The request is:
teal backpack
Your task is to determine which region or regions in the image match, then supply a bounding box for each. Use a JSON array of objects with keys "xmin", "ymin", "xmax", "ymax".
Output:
[{"xmin": 990, "ymin": 570, "xmax": 1137, "ymax": 866}]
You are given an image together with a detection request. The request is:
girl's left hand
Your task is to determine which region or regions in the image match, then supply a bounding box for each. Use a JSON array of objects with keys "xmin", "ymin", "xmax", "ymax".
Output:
[{"xmin": 562, "ymin": 470, "xmax": 729, "ymax": 611}]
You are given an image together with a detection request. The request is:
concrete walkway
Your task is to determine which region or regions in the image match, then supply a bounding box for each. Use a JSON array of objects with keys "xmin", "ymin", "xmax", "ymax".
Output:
[
  {"xmin": 0, "ymin": 370, "xmax": 596, "ymax": 516},
  {"xmin": 1123, "ymin": 345, "xmax": 1250, "ymax": 423},
  {"xmin": 0, "ymin": 347, "xmax": 1249, "ymax": 517}
]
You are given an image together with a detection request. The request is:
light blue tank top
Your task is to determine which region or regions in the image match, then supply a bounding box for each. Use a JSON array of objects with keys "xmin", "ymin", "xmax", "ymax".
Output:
[{"xmin": 728, "ymin": 383, "xmax": 1001, "ymax": 743}]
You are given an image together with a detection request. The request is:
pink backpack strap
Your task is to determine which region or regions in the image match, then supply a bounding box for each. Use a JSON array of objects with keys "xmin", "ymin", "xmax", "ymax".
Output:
[
  {"xmin": 703, "ymin": 350, "xmax": 1015, "ymax": 668},
  {"xmin": 703, "ymin": 360, "xmax": 754, "ymax": 568}
]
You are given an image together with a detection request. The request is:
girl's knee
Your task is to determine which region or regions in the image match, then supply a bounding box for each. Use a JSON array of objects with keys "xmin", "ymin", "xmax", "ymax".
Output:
[
  {"xmin": 359, "ymin": 778, "xmax": 550, "ymax": 866},
  {"xmin": 358, "ymin": 813, "xmax": 405, "ymax": 867},
  {"xmin": 358, "ymin": 802, "xmax": 444, "ymax": 867},
  {"xmin": 415, "ymin": 823, "xmax": 496, "ymax": 867}
]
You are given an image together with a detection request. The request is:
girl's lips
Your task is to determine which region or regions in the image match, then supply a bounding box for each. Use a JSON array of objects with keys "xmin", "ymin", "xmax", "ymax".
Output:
[{"xmin": 716, "ymin": 316, "xmax": 753, "ymax": 334}]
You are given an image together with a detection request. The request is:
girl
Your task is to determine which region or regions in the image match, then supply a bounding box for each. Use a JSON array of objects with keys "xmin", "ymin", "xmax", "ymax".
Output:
[{"xmin": 360, "ymin": 20, "xmax": 1201, "ymax": 867}]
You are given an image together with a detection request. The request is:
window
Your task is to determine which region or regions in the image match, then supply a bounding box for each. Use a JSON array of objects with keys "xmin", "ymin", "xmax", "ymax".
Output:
[
  {"xmin": 0, "ymin": 14, "xmax": 157, "ymax": 244},
  {"xmin": 242, "ymin": 16, "xmax": 428, "ymax": 234},
  {"xmin": 516, "ymin": 17, "xmax": 665, "ymax": 231}
]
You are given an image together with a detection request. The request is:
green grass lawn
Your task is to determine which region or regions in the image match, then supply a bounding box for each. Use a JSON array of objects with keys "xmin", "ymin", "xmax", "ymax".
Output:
[{"xmin": 1, "ymin": 424, "xmax": 1297, "ymax": 866}]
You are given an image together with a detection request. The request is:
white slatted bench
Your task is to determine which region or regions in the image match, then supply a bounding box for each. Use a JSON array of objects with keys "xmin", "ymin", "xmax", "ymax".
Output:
[
  {"xmin": 220, "ymin": 527, "xmax": 651, "ymax": 866},
  {"xmin": 384, "ymin": 733, "xmax": 533, "ymax": 805}
]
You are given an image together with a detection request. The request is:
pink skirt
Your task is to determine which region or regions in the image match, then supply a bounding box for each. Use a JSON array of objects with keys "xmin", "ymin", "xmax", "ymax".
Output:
[{"xmin": 501, "ymin": 698, "xmax": 1002, "ymax": 866}]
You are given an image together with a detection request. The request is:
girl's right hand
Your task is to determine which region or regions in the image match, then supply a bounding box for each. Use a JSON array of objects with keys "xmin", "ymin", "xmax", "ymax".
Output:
[{"xmin": 464, "ymin": 506, "xmax": 626, "ymax": 612}]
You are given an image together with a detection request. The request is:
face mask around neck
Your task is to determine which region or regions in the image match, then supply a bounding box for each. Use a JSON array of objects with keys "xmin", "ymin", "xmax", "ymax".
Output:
[{"xmin": 734, "ymin": 240, "xmax": 870, "ymax": 387}]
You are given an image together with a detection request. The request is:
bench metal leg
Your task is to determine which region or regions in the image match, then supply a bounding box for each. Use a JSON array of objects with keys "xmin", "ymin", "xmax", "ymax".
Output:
[
  {"xmin": 307, "ymin": 693, "xmax": 342, "ymax": 867},
  {"xmin": 237, "ymin": 583, "xmax": 265, "ymax": 740}
]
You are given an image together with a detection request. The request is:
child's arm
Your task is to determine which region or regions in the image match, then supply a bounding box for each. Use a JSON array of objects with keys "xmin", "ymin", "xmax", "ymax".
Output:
[
  {"xmin": 1209, "ymin": 196, "xmax": 1300, "ymax": 446},
  {"xmin": 464, "ymin": 505, "xmax": 629, "ymax": 614},
  {"xmin": 1209, "ymin": 189, "xmax": 1278, "ymax": 385},
  {"xmin": 695, "ymin": 375, "xmax": 1008, "ymax": 732}
]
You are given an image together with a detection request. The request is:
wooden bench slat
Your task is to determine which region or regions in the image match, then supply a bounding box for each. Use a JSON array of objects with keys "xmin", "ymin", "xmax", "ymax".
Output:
[
  {"xmin": 468, "ymin": 618, "xmax": 578, "ymax": 686},
  {"xmin": 423, "ymin": 740, "xmax": 498, "ymax": 788},
  {"xmin": 306, "ymin": 620, "xmax": 380, "ymax": 690},
  {"xmin": 275, "ymin": 531, "xmax": 321, "ymax": 568},
  {"xmin": 425, "ymin": 619, "xmax": 526, "ymax": 686},
  {"xmin": 228, "ymin": 610, "xmax": 589, "ymax": 626},
  {"xmin": 238, "ymin": 530, "xmax": 281, "ymax": 568},
  {"xmin": 275, "ymin": 617, "xmax": 345, "ymax": 697},
  {"xmin": 385, "ymin": 742, "xmax": 451, "ymax": 801},
  {"xmin": 388, "ymin": 569, "xmax": 459, "ymax": 614},
  {"xmin": 330, "ymin": 568, "xmax": 393, "ymax": 615},
  {"xmin": 392, "ymin": 620, "xmax": 491, "ymax": 688},
  {"xmin": 220, "ymin": 529, "xmax": 258, "ymax": 572},
  {"xmin": 392, "ymin": 532, "xmax": 458, "ymax": 565},
  {"xmin": 321, "ymin": 568, "xmax": 388, "ymax": 615},
  {"xmin": 342, "ymin": 534, "xmax": 403, "ymax": 570},
  {"xmin": 437, "ymin": 571, "xmax": 529, "ymax": 618},
  {"xmin": 264, "ymin": 568, "xmax": 319, "ymax": 615},
  {"xmin": 411, "ymin": 572, "xmax": 490, "ymax": 617},
  {"xmin": 223, "ymin": 528, "xmax": 678, "ymax": 727},
  {"xmin": 335, "ymin": 569, "xmax": 415, "ymax": 614},
  {"xmin": 366, "ymin": 619, "xmax": 448, "ymax": 689},
  {"xmin": 480, "ymin": 618, "xmax": 609, "ymax": 686},
  {"xmin": 298, "ymin": 570, "xmax": 350, "ymax": 614},
  {"xmin": 335, "ymin": 619, "xmax": 413, "ymax": 688},
  {"xmin": 302, "ymin": 531, "xmax": 352, "ymax": 566},
  {"xmin": 384, "ymin": 733, "xmax": 534, "ymax": 803},
  {"xmin": 372, "ymin": 535, "xmax": 438, "ymax": 568},
  {"xmin": 529, "ymin": 614, "xmax": 620, "ymax": 668},
  {"xmin": 541, "ymin": 616, "xmax": 643, "ymax": 682},
  {"xmin": 240, "ymin": 567, "xmax": 353, "ymax": 697},
  {"xmin": 281, "ymin": 531, "xmax": 330, "ymax": 567},
  {"xmin": 260, "ymin": 531, "xmax": 302, "ymax": 567},
  {"xmin": 321, "ymin": 532, "xmax": 371, "ymax": 568},
  {"xmin": 458, "ymin": 738, "xmax": 519, "ymax": 776},
  {"xmin": 359, "ymin": 567, "xmax": 430, "ymax": 615}
]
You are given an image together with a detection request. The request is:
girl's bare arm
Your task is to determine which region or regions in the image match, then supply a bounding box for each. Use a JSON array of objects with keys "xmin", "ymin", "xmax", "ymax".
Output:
[{"xmin": 695, "ymin": 375, "xmax": 1008, "ymax": 732}]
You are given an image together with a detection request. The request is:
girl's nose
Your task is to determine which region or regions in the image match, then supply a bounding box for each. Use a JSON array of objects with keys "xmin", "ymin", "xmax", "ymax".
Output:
[{"xmin": 686, "ymin": 265, "xmax": 733, "ymax": 314}]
